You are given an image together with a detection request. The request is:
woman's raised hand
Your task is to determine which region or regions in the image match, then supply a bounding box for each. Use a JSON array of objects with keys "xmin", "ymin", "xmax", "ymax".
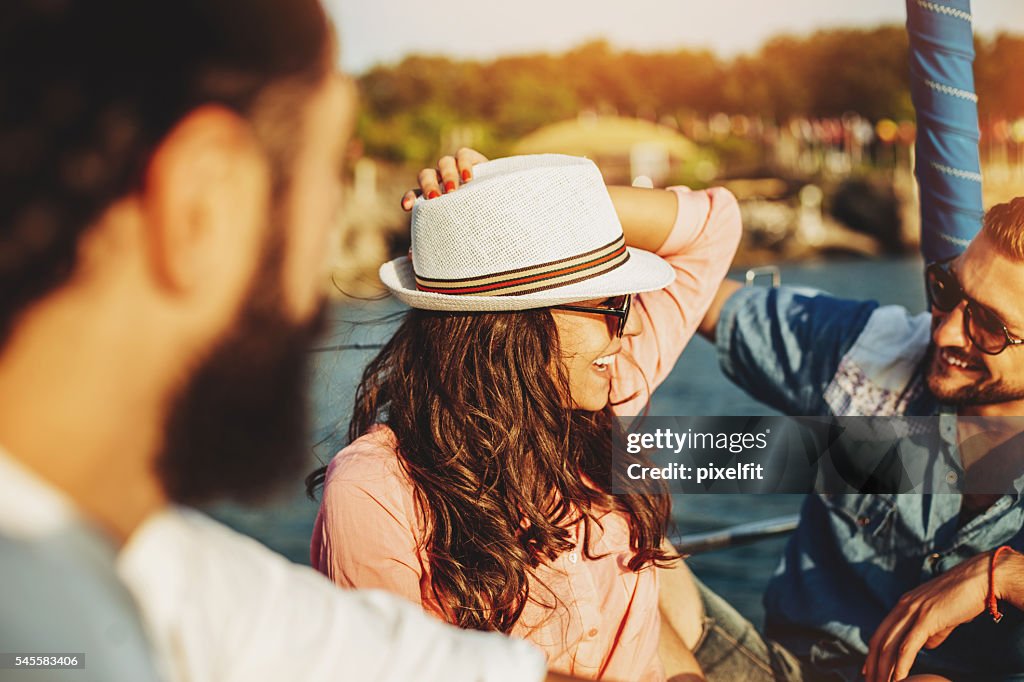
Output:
[{"xmin": 401, "ymin": 148, "xmax": 489, "ymax": 211}]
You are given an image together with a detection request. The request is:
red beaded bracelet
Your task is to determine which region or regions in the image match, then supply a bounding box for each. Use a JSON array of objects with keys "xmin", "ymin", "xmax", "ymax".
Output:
[{"xmin": 987, "ymin": 545, "xmax": 1015, "ymax": 623}]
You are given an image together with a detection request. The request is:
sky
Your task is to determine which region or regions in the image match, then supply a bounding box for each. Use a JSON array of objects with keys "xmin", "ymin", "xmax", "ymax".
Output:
[{"xmin": 326, "ymin": 0, "xmax": 1024, "ymax": 74}]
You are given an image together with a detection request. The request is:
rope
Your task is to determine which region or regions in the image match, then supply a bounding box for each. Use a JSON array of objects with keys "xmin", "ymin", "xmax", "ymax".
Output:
[
  {"xmin": 925, "ymin": 78, "xmax": 978, "ymax": 103},
  {"xmin": 929, "ymin": 161, "xmax": 983, "ymax": 183},
  {"xmin": 914, "ymin": 0, "xmax": 973, "ymax": 23}
]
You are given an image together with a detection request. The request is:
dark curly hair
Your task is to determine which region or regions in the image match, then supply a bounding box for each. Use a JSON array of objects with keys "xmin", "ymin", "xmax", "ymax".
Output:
[
  {"xmin": 308, "ymin": 307, "xmax": 672, "ymax": 632},
  {"xmin": 0, "ymin": 0, "xmax": 329, "ymax": 345}
]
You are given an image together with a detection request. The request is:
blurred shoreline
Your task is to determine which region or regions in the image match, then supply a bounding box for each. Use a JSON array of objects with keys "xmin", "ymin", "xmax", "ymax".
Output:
[
  {"xmin": 327, "ymin": 153, "xmax": 1023, "ymax": 300},
  {"xmin": 324, "ymin": 28, "xmax": 1023, "ymax": 297}
]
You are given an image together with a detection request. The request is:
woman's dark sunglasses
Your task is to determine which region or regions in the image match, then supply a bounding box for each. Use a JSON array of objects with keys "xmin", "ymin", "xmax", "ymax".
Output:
[
  {"xmin": 925, "ymin": 259, "xmax": 1024, "ymax": 355},
  {"xmin": 553, "ymin": 294, "xmax": 632, "ymax": 338}
]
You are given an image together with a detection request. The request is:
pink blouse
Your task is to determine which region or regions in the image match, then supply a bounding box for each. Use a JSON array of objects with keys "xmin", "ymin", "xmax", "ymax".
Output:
[{"xmin": 311, "ymin": 186, "xmax": 741, "ymax": 681}]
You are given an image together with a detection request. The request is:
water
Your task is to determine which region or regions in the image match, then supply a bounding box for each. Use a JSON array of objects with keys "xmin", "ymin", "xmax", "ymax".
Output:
[{"xmin": 209, "ymin": 255, "xmax": 929, "ymax": 628}]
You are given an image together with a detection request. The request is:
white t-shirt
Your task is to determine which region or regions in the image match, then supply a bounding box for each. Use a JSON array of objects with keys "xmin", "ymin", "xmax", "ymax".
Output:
[
  {"xmin": 0, "ymin": 448, "xmax": 546, "ymax": 682},
  {"xmin": 116, "ymin": 505, "xmax": 548, "ymax": 682},
  {"xmin": 0, "ymin": 451, "xmax": 164, "ymax": 682}
]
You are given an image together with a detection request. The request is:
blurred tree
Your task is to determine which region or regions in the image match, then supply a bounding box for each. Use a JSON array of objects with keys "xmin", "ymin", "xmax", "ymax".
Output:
[
  {"xmin": 353, "ymin": 28, "xmax": 1023, "ymax": 166},
  {"xmin": 976, "ymin": 33, "xmax": 1024, "ymax": 121}
]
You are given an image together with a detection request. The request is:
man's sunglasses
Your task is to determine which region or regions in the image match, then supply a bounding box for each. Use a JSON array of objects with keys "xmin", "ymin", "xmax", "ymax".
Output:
[
  {"xmin": 553, "ymin": 294, "xmax": 632, "ymax": 338},
  {"xmin": 925, "ymin": 259, "xmax": 1024, "ymax": 355}
]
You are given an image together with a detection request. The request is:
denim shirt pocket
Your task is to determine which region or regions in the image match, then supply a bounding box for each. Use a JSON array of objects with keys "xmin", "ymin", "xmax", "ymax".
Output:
[{"xmin": 817, "ymin": 493, "xmax": 898, "ymax": 559}]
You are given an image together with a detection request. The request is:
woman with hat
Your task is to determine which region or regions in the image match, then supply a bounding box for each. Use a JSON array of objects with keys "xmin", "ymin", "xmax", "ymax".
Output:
[{"xmin": 309, "ymin": 149, "xmax": 741, "ymax": 681}]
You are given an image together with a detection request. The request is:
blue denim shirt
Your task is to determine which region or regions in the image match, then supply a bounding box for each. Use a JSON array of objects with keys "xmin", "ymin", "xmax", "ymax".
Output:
[{"xmin": 716, "ymin": 285, "xmax": 1024, "ymax": 680}]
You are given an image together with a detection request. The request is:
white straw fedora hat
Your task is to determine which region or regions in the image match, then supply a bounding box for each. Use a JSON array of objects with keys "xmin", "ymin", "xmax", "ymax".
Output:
[{"xmin": 379, "ymin": 154, "xmax": 675, "ymax": 311}]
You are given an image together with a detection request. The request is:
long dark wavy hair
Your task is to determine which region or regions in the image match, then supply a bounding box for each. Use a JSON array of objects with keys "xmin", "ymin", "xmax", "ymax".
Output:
[{"xmin": 307, "ymin": 307, "xmax": 671, "ymax": 632}]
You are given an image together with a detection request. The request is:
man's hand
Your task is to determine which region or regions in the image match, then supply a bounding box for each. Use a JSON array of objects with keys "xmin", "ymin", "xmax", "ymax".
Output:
[{"xmin": 864, "ymin": 549, "xmax": 1023, "ymax": 682}]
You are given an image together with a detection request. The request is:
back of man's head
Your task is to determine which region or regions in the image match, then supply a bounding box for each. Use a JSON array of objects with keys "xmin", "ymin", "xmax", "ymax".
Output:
[{"xmin": 0, "ymin": 0, "xmax": 329, "ymax": 346}]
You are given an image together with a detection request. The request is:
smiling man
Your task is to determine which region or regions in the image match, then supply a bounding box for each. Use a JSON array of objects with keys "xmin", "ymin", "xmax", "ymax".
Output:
[
  {"xmin": 924, "ymin": 208, "xmax": 1024, "ymax": 409},
  {"xmin": 681, "ymin": 197, "xmax": 1024, "ymax": 682},
  {"xmin": 0, "ymin": 2, "xmax": 585, "ymax": 681}
]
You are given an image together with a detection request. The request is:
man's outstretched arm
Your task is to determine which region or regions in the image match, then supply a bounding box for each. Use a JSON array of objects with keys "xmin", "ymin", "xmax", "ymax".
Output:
[{"xmin": 697, "ymin": 279, "xmax": 742, "ymax": 341}]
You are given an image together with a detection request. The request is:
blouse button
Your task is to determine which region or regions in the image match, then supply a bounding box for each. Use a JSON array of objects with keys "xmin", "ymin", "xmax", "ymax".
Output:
[
  {"xmin": 568, "ymin": 551, "xmax": 578, "ymax": 564},
  {"xmin": 587, "ymin": 628, "xmax": 599, "ymax": 638}
]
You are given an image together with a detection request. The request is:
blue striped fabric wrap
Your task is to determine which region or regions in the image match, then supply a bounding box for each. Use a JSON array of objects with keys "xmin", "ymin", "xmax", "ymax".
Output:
[{"xmin": 906, "ymin": 0, "xmax": 984, "ymax": 261}]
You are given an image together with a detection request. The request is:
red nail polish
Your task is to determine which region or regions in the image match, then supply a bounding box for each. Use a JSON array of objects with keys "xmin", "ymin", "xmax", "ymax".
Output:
[
  {"xmin": 427, "ymin": 190, "xmax": 440, "ymax": 200},
  {"xmin": 444, "ymin": 181, "xmax": 456, "ymax": 193},
  {"xmin": 461, "ymin": 169, "xmax": 471, "ymax": 183}
]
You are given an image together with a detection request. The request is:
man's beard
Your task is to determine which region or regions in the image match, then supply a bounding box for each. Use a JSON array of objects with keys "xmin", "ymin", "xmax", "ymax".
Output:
[
  {"xmin": 924, "ymin": 342, "xmax": 1024, "ymax": 406},
  {"xmin": 156, "ymin": 248, "xmax": 327, "ymax": 505}
]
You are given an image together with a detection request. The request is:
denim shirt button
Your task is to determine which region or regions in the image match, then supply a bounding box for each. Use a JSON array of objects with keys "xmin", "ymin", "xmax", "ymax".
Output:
[
  {"xmin": 946, "ymin": 471, "xmax": 959, "ymax": 485},
  {"xmin": 857, "ymin": 516, "xmax": 871, "ymax": 527},
  {"xmin": 929, "ymin": 552, "xmax": 941, "ymax": 563}
]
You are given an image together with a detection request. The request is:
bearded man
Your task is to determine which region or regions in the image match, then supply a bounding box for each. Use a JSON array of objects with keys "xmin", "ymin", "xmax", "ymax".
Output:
[
  {"xmin": 0, "ymin": 3, "xmax": 587, "ymax": 681},
  {"xmin": 671, "ymin": 198, "xmax": 1024, "ymax": 682}
]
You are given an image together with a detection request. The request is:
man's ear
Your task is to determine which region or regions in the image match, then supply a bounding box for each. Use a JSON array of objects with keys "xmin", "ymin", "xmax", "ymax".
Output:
[{"xmin": 140, "ymin": 105, "xmax": 271, "ymax": 298}]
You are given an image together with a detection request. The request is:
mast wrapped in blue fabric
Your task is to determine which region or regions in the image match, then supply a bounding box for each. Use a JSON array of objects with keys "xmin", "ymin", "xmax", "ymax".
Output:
[{"xmin": 906, "ymin": 0, "xmax": 984, "ymax": 262}]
